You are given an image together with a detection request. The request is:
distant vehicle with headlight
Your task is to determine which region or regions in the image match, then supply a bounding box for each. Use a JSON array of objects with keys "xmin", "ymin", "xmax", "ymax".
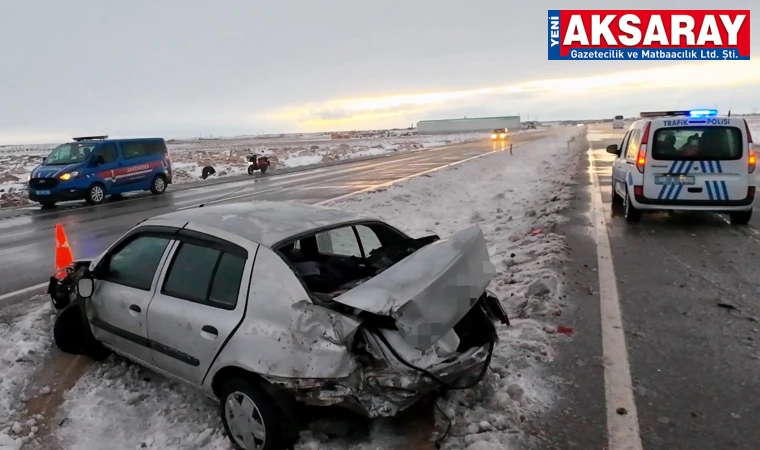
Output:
[
  {"xmin": 27, "ymin": 136, "xmax": 172, "ymax": 208},
  {"xmin": 491, "ymin": 128, "xmax": 508, "ymax": 140}
]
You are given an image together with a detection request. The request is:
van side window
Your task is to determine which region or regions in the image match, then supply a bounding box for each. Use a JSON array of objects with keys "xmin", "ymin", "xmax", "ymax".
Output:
[
  {"xmin": 143, "ymin": 140, "xmax": 167, "ymax": 156},
  {"xmin": 123, "ymin": 142, "xmax": 146, "ymax": 159},
  {"xmin": 99, "ymin": 144, "xmax": 118, "ymax": 164},
  {"xmin": 625, "ymin": 130, "xmax": 641, "ymax": 160}
]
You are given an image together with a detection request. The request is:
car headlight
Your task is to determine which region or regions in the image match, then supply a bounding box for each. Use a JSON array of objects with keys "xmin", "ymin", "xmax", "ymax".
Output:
[
  {"xmin": 491, "ymin": 134, "xmax": 497, "ymax": 139},
  {"xmin": 500, "ymin": 134, "xmax": 506, "ymax": 138},
  {"xmin": 59, "ymin": 171, "xmax": 79, "ymax": 180}
]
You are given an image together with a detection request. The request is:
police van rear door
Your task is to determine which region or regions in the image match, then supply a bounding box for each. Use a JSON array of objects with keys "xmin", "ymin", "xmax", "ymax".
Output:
[{"xmin": 644, "ymin": 115, "xmax": 748, "ymax": 202}]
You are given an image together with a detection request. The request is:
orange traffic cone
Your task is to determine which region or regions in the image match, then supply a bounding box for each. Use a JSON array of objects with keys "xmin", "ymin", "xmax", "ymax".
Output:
[{"xmin": 54, "ymin": 223, "xmax": 74, "ymax": 279}]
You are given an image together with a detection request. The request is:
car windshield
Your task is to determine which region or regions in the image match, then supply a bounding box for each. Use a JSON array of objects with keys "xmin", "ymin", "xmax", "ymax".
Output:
[
  {"xmin": 44, "ymin": 143, "xmax": 97, "ymax": 165},
  {"xmin": 651, "ymin": 126, "xmax": 743, "ymax": 161},
  {"xmin": 614, "ymin": 115, "xmax": 624, "ymax": 120},
  {"xmin": 493, "ymin": 129, "xmax": 505, "ymax": 133}
]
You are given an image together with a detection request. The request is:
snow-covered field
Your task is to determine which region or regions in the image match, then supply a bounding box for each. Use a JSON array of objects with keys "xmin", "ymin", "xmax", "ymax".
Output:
[
  {"xmin": 2, "ymin": 127, "xmax": 585, "ymax": 449},
  {"xmin": 0, "ymin": 130, "xmax": 498, "ymax": 209}
]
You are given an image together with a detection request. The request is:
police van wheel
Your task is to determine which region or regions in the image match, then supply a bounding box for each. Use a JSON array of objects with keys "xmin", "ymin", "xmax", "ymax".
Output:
[
  {"xmin": 624, "ymin": 187, "xmax": 641, "ymax": 222},
  {"xmin": 729, "ymin": 210, "xmax": 752, "ymax": 225},
  {"xmin": 150, "ymin": 175, "xmax": 167, "ymax": 195},
  {"xmin": 85, "ymin": 183, "xmax": 106, "ymax": 205}
]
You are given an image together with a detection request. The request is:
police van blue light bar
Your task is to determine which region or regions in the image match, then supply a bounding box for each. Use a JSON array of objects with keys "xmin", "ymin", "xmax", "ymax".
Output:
[{"xmin": 688, "ymin": 109, "xmax": 718, "ymax": 118}]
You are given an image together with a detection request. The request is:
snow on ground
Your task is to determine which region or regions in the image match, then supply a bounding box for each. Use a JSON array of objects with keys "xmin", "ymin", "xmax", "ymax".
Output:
[
  {"xmin": 1, "ymin": 127, "xmax": 586, "ymax": 450},
  {"xmin": 0, "ymin": 131, "xmax": 493, "ymax": 209},
  {"xmin": 747, "ymin": 117, "xmax": 760, "ymax": 140},
  {"xmin": 0, "ymin": 300, "xmax": 55, "ymax": 450}
]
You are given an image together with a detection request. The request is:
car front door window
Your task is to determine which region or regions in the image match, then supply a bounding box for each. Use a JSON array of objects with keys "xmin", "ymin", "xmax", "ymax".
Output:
[
  {"xmin": 355, "ymin": 225, "xmax": 381, "ymax": 256},
  {"xmin": 105, "ymin": 235, "xmax": 171, "ymax": 290}
]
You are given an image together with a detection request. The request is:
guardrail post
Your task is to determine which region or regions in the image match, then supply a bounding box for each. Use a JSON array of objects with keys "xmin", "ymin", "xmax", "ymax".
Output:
[{"xmin": 509, "ymin": 143, "xmax": 513, "ymax": 155}]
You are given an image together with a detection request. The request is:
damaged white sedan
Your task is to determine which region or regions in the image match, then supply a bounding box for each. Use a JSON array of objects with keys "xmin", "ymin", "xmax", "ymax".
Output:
[{"xmin": 50, "ymin": 200, "xmax": 509, "ymax": 450}]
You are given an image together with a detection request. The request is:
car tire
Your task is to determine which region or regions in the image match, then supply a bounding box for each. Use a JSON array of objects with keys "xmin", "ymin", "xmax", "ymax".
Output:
[
  {"xmin": 150, "ymin": 174, "xmax": 167, "ymax": 195},
  {"xmin": 623, "ymin": 186, "xmax": 641, "ymax": 223},
  {"xmin": 53, "ymin": 304, "xmax": 111, "ymax": 360},
  {"xmin": 202, "ymin": 166, "xmax": 216, "ymax": 179},
  {"xmin": 219, "ymin": 378, "xmax": 295, "ymax": 450},
  {"xmin": 85, "ymin": 183, "xmax": 106, "ymax": 205},
  {"xmin": 39, "ymin": 200, "xmax": 56, "ymax": 208},
  {"xmin": 247, "ymin": 165, "xmax": 256, "ymax": 175},
  {"xmin": 729, "ymin": 209, "xmax": 752, "ymax": 225}
]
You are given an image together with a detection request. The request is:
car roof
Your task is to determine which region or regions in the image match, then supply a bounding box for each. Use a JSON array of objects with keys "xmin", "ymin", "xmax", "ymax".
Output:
[
  {"xmin": 70, "ymin": 137, "xmax": 165, "ymax": 144},
  {"xmin": 146, "ymin": 200, "xmax": 376, "ymax": 248}
]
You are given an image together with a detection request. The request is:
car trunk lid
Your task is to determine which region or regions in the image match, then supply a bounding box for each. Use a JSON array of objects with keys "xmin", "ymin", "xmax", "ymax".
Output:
[{"xmin": 332, "ymin": 226, "xmax": 496, "ymax": 351}]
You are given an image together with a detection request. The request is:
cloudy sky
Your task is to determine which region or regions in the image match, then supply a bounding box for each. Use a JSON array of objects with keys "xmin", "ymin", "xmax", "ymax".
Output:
[{"xmin": 1, "ymin": 0, "xmax": 758, "ymax": 144}]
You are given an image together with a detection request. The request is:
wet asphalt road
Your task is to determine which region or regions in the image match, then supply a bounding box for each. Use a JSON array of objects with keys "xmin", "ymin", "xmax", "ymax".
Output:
[
  {"xmin": 0, "ymin": 130, "xmax": 554, "ymax": 299},
  {"xmin": 538, "ymin": 125, "xmax": 760, "ymax": 450}
]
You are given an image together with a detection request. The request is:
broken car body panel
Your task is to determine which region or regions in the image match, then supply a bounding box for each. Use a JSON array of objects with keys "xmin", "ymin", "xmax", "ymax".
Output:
[{"xmin": 332, "ymin": 226, "xmax": 497, "ymax": 350}]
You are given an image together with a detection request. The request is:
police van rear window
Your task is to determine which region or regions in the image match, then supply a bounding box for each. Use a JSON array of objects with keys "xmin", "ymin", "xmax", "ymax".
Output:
[{"xmin": 651, "ymin": 126, "xmax": 743, "ymax": 161}]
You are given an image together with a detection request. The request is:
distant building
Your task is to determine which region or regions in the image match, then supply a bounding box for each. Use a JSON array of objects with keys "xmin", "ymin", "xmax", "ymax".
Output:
[{"xmin": 415, "ymin": 116, "xmax": 521, "ymax": 133}]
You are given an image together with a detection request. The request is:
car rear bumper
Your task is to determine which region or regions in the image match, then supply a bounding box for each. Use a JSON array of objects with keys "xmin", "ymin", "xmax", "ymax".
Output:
[
  {"xmin": 633, "ymin": 193, "xmax": 754, "ymax": 210},
  {"xmin": 29, "ymin": 188, "xmax": 87, "ymax": 203}
]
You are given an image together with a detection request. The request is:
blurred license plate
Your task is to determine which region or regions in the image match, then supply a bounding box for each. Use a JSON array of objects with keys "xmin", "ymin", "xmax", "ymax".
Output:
[
  {"xmin": 36, "ymin": 190, "xmax": 51, "ymax": 195},
  {"xmin": 655, "ymin": 176, "xmax": 694, "ymax": 185}
]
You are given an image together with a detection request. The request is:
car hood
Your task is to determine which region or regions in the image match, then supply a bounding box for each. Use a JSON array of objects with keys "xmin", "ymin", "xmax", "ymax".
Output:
[
  {"xmin": 332, "ymin": 226, "xmax": 496, "ymax": 351},
  {"xmin": 30, "ymin": 163, "xmax": 82, "ymax": 179}
]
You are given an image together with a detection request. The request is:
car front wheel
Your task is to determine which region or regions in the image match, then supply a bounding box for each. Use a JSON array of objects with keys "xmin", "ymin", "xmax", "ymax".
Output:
[
  {"xmin": 150, "ymin": 174, "xmax": 167, "ymax": 195},
  {"xmin": 85, "ymin": 183, "xmax": 106, "ymax": 205},
  {"xmin": 220, "ymin": 378, "xmax": 294, "ymax": 450}
]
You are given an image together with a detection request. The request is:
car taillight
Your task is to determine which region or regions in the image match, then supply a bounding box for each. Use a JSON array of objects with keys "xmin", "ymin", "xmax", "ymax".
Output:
[
  {"xmin": 636, "ymin": 122, "xmax": 651, "ymax": 174},
  {"xmin": 633, "ymin": 185, "xmax": 643, "ymax": 196},
  {"xmin": 749, "ymin": 148, "xmax": 756, "ymax": 173}
]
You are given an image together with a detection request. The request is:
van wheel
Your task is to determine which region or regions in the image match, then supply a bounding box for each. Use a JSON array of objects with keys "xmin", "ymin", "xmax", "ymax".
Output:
[
  {"xmin": 729, "ymin": 210, "xmax": 752, "ymax": 225},
  {"xmin": 219, "ymin": 378, "xmax": 295, "ymax": 450},
  {"xmin": 624, "ymin": 186, "xmax": 641, "ymax": 222},
  {"xmin": 150, "ymin": 174, "xmax": 167, "ymax": 195},
  {"xmin": 85, "ymin": 183, "xmax": 106, "ymax": 205},
  {"xmin": 202, "ymin": 166, "xmax": 216, "ymax": 179}
]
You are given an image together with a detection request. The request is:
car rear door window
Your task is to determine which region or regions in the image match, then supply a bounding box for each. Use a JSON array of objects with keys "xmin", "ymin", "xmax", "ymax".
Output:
[
  {"xmin": 208, "ymin": 253, "xmax": 246, "ymax": 307},
  {"xmin": 106, "ymin": 235, "xmax": 171, "ymax": 290},
  {"xmin": 162, "ymin": 241, "xmax": 246, "ymax": 309},
  {"xmin": 163, "ymin": 243, "xmax": 220, "ymax": 303},
  {"xmin": 652, "ymin": 127, "xmax": 743, "ymax": 160},
  {"xmin": 143, "ymin": 140, "xmax": 167, "ymax": 156},
  {"xmin": 355, "ymin": 225, "xmax": 382, "ymax": 255},
  {"xmin": 316, "ymin": 227, "xmax": 362, "ymax": 257},
  {"xmin": 123, "ymin": 142, "xmax": 146, "ymax": 159}
]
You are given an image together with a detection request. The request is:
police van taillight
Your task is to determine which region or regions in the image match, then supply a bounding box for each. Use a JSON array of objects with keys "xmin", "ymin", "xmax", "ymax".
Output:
[
  {"xmin": 636, "ymin": 122, "xmax": 651, "ymax": 174},
  {"xmin": 745, "ymin": 120, "xmax": 755, "ymax": 173}
]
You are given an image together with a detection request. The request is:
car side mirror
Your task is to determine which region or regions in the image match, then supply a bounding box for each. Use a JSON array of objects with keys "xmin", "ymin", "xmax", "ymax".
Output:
[
  {"xmin": 606, "ymin": 144, "xmax": 620, "ymax": 155},
  {"xmin": 77, "ymin": 277, "xmax": 95, "ymax": 298},
  {"xmin": 41, "ymin": 157, "xmax": 46, "ymax": 163}
]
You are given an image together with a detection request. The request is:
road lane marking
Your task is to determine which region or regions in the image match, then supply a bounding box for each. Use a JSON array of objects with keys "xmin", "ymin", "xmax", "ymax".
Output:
[
  {"xmin": 588, "ymin": 147, "xmax": 644, "ymax": 450},
  {"xmin": 0, "ymin": 282, "xmax": 48, "ymax": 305}
]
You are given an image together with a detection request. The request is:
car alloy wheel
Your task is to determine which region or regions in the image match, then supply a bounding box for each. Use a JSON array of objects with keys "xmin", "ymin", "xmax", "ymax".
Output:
[
  {"xmin": 224, "ymin": 391, "xmax": 267, "ymax": 450},
  {"xmin": 154, "ymin": 176, "xmax": 165, "ymax": 192},
  {"xmin": 89, "ymin": 185, "xmax": 104, "ymax": 204}
]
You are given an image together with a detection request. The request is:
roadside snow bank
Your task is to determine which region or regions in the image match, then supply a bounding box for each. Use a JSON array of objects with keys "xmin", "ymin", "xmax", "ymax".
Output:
[
  {"xmin": 747, "ymin": 117, "xmax": 760, "ymax": 139},
  {"xmin": 296, "ymin": 128, "xmax": 586, "ymax": 449},
  {"xmin": 0, "ymin": 301, "xmax": 54, "ymax": 450}
]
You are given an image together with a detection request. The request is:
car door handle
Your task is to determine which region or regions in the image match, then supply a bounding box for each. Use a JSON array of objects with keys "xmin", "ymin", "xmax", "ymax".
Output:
[
  {"xmin": 201, "ymin": 325, "xmax": 218, "ymax": 340},
  {"xmin": 129, "ymin": 304, "xmax": 141, "ymax": 317}
]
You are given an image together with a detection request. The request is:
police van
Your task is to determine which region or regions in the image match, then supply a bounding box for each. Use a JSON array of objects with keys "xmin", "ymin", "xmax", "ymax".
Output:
[
  {"xmin": 28, "ymin": 136, "xmax": 172, "ymax": 207},
  {"xmin": 607, "ymin": 109, "xmax": 756, "ymax": 224},
  {"xmin": 612, "ymin": 115, "xmax": 625, "ymax": 129}
]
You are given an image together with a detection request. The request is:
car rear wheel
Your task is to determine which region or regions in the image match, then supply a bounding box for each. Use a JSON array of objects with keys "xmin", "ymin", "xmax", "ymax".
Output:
[
  {"xmin": 39, "ymin": 200, "xmax": 56, "ymax": 208},
  {"xmin": 220, "ymin": 378, "xmax": 293, "ymax": 450},
  {"xmin": 624, "ymin": 186, "xmax": 641, "ymax": 222},
  {"xmin": 729, "ymin": 209, "xmax": 752, "ymax": 225},
  {"xmin": 85, "ymin": 183, "xmax": 106, "ymax": 205},
  {"xmin": 150, "ymin": 174, "xmax": 167, "ymax": 195},
  {"xmin": 202, "ymin": 166, "xmax": 216, "ymax": 179}
]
